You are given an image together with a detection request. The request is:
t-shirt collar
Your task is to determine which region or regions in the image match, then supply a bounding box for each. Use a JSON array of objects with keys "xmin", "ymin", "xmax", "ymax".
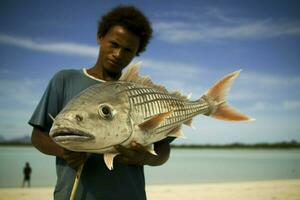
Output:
[{"xmin": 82, "ymin": 68, "xmax": 106, "ymax": 82}]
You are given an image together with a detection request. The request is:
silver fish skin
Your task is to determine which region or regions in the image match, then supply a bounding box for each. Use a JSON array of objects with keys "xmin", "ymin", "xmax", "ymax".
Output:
[{"xmin": 49, "ymin": 63, "xmax": 253, "ymax": 169}]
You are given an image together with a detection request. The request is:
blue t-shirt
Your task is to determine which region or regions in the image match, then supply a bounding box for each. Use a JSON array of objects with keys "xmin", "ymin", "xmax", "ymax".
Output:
[{"xmin": 29, "ymin": 69, "xmax": 147, "ymax": 200}]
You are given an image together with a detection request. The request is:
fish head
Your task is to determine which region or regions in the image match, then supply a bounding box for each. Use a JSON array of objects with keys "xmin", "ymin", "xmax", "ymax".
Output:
[{"xmin": 49, "ymin": 83, "xmax": 133, "ymax": 153}]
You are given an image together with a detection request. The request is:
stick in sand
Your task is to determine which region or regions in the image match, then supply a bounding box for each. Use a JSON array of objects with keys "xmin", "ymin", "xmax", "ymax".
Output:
[{"xmin": 70, "ymin": 162, "xmax": 85, "ymax": 200}]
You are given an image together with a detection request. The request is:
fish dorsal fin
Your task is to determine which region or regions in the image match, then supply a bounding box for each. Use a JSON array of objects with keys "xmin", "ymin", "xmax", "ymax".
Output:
[
  {"xmin": 119, "ymin": 62, "xmax": 168, "ymax": 93},
  {"xmin": 119, "ymin": 62, "xmax": 141, "ymax": 81},
  {"xmin": 103, "ymin": 152, "xmax": 119, "ymax": 170},
  {"xmin": 169, "ymin": 91, "xmax": 190, "ymax": 101},
  {"xmin": 138, "ymin": 110, "xmax": 173, "ymax": 131},
  {"xmin": 120, "ymin": 62, "xmax": 190, "ymax": 101}
]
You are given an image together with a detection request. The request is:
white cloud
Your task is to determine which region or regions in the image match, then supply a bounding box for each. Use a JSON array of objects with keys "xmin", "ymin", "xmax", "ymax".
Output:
[
  {"xmin": 0, "ymin": 32, "xmax": 298, "ymax": 108},
  {"xmin": 283, "ymin": 100, "xmax": 300, "ymax": 110},
  {"xmin": 240, "ymin": 71, "xmax": 300, "ymax": 87},
  {"xmin": 220, "ymin": 69, "xmax": 300, "ymax": 102},
  {"xmin": 203, "ymin": 7, "xmax": 237, "ymax": 24},
  {"xmin": 0, "ymin": 34, "xmax": 98, "ymax": 57},
  {"xmin": 153, "ymin": 11, "xmax": 201, "ymax": 21},
  {"xmin": 0, "ymin": 61, "xmax": 299, "ymax": 141},
  {"xmin": 246, "ymin": 100, "xmax": 300, "ymax": 112},
  {"xmin": 152, "ymin": 7, "xmax": 239, "ymax": 24},
  {"xmin": 153, "ymin": 19, "xmax": 300, "ymax": 43},
  {"xmin": 0, "ymin": 78, "xmax": 42, "ymax": 106},
  {"xmin": 138, "ymin": 58, "xmax": 205, "ymax": 79},
  {"xmin": 134, "ymin": 58, "xmax": 209, "ymax": 97},
  {"xmin": 134, "ymin": 58, "xmax": 300, "ymax": 103},
  {"xmin": 0, "ymin": 77, "xmax": 46, "ymax": 139}
]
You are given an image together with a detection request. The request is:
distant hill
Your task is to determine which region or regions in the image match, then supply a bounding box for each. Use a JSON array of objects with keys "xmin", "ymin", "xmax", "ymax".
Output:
[
  {"xmin": 171, "ymin": 140, "xmax": 300, "ymax": 149},
  {"xmin": 0, "ymin": 135, "xmax": 5, "ymax": 142},
  {"xmin": 0, "ymin": 135, "xmax": 299, "ymax": 149},
  {"xmin": 10, "ymin": 135, "xmax": 31, "ymax": 143},
  {"xmin": 0, "ymin": 135, "xmax": 31, "ymax": 146}
]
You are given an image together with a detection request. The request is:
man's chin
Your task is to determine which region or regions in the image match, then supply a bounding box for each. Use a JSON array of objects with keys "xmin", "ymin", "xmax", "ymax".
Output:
[
  {"xmin": 104, "ymin": 67, "xmax": 122, "ymax": 78},
  {"xmin": 105, "ymin": 64, "xmax": 125, "ymax": 73}
]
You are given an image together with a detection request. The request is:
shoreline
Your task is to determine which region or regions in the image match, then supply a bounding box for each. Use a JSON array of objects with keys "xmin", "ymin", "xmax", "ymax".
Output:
[{"xmin": 0, "ymin": 179, "xmax": 299, "ymax": 200}]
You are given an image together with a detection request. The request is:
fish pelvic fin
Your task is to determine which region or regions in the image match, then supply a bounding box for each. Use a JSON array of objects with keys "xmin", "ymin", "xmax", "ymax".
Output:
[
  {"xmin": 168, "ymin": 126, "xmax": 186, "ymax": 138},
  {"xmin": 103, "ymin": 152, "xmax": 119, "ymax": 170},
  {"xmin": 183, "ymin": 118, "xmax": 193, "ymax": 127},
  {"xmin": 146, "ymin": 145, "xmax": 158, "ymax": 156},
  {"xmin": 205, "ymin": 70, "xmax": 253, "ymax": 121}
]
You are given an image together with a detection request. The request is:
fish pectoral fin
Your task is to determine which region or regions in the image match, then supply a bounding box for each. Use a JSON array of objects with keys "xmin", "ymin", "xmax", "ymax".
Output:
[
  {"xmin": 168, "ymin": 126, "xmax": 186, "ymax": 138},
  {"xmin": 138, "ymin": 111, "xmax": 173, "ymax": 131},
  {"xmin": 103, "ymin": 152, "xmax": 119, "ymax": 170}
]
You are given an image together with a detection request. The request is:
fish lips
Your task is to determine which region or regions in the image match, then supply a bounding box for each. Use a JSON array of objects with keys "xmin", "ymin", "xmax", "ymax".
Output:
[{"xmin": 51, "ymin": 128, "xmax": 95, "ymax": 143}]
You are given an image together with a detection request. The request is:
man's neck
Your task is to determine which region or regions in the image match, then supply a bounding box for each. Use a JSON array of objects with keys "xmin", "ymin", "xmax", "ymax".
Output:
[{"xmin": 87, "ymin": 65, "xmax": 121, "ymax": 81}]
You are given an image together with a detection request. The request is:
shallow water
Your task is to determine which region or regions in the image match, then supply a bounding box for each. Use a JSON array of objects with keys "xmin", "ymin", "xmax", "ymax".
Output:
[{"xmin": 1, "ymin": 146, "xmax": 300, "ymax": 187}]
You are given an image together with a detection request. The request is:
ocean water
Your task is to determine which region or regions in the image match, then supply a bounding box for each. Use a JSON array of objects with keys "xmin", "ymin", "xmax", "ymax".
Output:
[{"xmin": 0, "ymin": 146, "xmax": 300, "ymax": 188}]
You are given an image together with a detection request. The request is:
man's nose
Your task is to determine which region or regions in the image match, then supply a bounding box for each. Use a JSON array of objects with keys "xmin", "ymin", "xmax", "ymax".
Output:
[{"xmin": 113, "ymin": 48, "xmax": 121, "ymax": 58}]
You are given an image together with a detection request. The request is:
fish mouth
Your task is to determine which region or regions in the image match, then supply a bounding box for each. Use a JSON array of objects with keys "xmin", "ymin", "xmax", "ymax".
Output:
[{"xmin": 51, "ymin": 128, "xmax": 95, "ymax": 142}]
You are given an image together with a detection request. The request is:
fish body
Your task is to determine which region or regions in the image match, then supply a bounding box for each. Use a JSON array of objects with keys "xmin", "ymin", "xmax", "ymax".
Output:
[{"xmin": 49, "ymin": 63, "xmax": 252, "ymax": 169}]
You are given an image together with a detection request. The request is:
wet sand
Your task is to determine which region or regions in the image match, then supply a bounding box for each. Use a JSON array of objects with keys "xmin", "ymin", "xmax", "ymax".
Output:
[{"xmin": 0, "ymin": 179, "xmax": 299, "ymax": 200}]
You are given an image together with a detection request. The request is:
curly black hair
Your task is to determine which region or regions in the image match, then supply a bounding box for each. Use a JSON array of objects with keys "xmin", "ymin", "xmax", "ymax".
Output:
[{"xmin": 98, "ymin": 5, "xmax": 152, "ymax": 56}]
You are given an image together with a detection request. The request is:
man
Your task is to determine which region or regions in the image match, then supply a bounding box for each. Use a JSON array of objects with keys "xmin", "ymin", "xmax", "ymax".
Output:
[
  {"xmin": 22, "ymin": 162, "xmax": 32, "ymax": 187},
  {"xmin": 29, "ymin": 5, "xmax": 173, "ymax": 200}
]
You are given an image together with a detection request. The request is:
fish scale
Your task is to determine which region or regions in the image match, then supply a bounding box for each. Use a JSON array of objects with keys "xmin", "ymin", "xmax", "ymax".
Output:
[{"xmin": 120, "ymin": 83, "xmax": 211, "ymax": 136}]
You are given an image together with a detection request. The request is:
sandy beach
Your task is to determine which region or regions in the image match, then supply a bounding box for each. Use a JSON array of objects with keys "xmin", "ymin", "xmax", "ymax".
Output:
[{"xmin": 0, "ymin": 179, "xmax": 299, "ymax": 200}]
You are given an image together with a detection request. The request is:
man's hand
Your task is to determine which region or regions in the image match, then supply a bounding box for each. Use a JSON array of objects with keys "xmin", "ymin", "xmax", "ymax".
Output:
[
  {"xmin": 62, "ymin": 149, "xmax": 87, "ymax": 170},
  {"xmin": 114, "ymin": 142, "xmax": 154, "ymax": 166},
  {"xmin": 114, "ymin": 140, "xmax": 171, "ymax": 166},
  {"xmin": 31, "ymin": 128, "xmax": 87, "ymax": 170}
]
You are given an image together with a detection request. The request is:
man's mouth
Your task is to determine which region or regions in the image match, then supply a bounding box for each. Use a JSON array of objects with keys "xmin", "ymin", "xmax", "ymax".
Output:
[{"xmin": 108, "ymin": 59, "xmax": 121, "ymax": 67}]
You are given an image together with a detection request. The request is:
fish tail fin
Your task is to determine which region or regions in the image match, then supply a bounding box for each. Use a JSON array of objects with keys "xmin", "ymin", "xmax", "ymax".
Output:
[{"xmin": 205, "ymin": 70, "xmax": 254, "ymax": 121}]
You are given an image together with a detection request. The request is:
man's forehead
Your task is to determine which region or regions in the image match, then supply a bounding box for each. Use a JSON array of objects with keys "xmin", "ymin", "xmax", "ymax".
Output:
[{"xmin": 106, "ymin": 25, "xmax": 140, "ymax": 46}]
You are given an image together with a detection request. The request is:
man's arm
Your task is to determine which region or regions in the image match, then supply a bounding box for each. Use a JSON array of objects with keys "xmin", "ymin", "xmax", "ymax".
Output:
[
  {"xmin": 31, "ymin": 127, "xmax": 64, "ymax": 157},
  {"xmin": 31, "ymin": 127, "xmax": 87, "ymax": 169},
  {"xmin": 115, "ymin": 139, "xmax": 172, "ymax": 166},
  {"xmin": 147, "ymin": 139, "xmax": 171, "ymax": 166}
]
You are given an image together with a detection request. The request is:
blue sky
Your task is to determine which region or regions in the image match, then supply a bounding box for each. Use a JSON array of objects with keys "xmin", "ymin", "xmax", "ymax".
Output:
[{"xmin": 0, "ymin": 0, "xmax": 299, "ymax": 144}]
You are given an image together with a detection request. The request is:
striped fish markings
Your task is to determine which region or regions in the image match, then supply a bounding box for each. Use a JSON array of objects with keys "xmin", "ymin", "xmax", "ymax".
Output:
[{"xmin": 49, "ymin": 63, "xmax": 253, "ymax": 170}]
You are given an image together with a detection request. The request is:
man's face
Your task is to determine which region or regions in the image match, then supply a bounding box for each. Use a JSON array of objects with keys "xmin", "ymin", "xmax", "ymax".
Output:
[{"xmin": 98, "ymin": 25, "xmax": 140, "ymax": 74}]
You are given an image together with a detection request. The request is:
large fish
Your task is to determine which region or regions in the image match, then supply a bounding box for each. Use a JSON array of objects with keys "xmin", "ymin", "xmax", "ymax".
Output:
[{"xmin": 49, "ymin": 63, "xmax": 253, "ymax": 170}]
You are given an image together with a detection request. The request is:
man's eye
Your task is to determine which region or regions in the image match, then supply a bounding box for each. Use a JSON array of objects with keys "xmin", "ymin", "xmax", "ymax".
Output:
[
  {"xmin": 110, "ymin": 42, "xmax": 119, "ymax": 48},
  {"xmin": 124, "ymin": 48, "xmax": 133, "ymax": 53}
]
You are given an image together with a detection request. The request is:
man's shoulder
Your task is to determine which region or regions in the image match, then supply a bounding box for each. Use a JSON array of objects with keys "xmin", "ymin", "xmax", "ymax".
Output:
[
  {"xmin": 54, "ymin": 68, "xmax": 82, "ymax": 78},
  {"xmin": 51, "ymin": 68, "xmax": 83, "ymax": 82}
]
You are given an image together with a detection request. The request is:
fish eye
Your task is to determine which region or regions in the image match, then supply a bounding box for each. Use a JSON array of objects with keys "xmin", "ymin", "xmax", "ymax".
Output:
[{"xmin": 98, "ymin": 104, "xmax": 115, "ymax": 120}]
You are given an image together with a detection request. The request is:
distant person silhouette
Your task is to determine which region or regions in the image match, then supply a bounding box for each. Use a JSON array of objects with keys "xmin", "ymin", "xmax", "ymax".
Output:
[{"xmin": 22, "ymin": 162, "xmax": 32, "ymax": 187}]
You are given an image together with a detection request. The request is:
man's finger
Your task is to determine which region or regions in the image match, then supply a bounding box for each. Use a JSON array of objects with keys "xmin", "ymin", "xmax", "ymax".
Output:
[
  {"xmin": 114, "ymin": 155, "xmax": 131, "ymax": 164},
  {"xmin": 131, "ymin": 142, "xmax": 147, "ymax": 152},
  {"xmin": 115, "ymin": 145, "xmax": 135, "ymax": 157}
]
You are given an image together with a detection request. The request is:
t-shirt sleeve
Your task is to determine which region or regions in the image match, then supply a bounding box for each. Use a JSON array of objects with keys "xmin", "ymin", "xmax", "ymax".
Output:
[{"xmin": 28, "ymin": 71, "xmax": 65, "ymax": 132}]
